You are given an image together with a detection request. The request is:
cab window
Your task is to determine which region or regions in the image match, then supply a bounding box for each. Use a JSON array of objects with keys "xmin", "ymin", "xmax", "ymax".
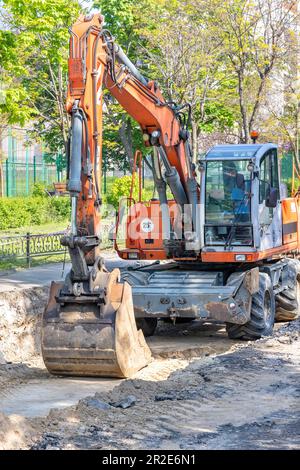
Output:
[{"xmin": 259, "ymin": 150, "xmax": 279, "ymax": 204}]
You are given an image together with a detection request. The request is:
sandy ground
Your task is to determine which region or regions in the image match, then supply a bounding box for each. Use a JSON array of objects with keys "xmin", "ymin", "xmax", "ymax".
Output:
[{"xmin": 0, "ymin": 266, "xmax": 299, "ymax": 450}]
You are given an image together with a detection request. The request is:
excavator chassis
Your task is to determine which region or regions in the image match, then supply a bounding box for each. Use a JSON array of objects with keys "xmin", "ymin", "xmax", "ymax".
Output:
[
  {"xmin": 121, "ymin": 264, "xmax": 258, "ymax": 324},
  {"xmin": 42, "ymin": 269, "xmax": 152, "ymax": 378}
]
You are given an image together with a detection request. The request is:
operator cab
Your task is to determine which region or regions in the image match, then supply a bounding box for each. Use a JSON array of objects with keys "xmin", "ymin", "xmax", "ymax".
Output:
[{"xmin": 201, "ymin": 143, "xmax": 282, "ymax": 258}]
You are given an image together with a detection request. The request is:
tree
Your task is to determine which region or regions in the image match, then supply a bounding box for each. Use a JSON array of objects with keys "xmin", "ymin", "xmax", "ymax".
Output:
[
  {"xmin": 214, "ymin": 0, "xmax": 299, "ymax": 143},
  {"xmin": 95, "ymin": 0, "xmax": 147, "ymax": 171},
  {"xmin": 0, "ymin": 0, "xmax": 82, "ymax": 157},
  {"xmin": 134, "ymin": 0, "xmax": 236, "ymax": 161}
]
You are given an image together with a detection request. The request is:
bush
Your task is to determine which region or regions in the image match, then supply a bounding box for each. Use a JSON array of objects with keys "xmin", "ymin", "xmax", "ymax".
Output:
[
  {"xmin": 106, "ymin": 175, "xmax": 154, "ymax": 209},
  {"xmin": 49, "ymin": 197, "xmax": 71, "ymax": 220},
  {"xmin": 0, "ymin": 198, "xmax": 31, "ymax": 229},
  {"xmin": 285, "ymin": 178, "xmax": 300, "ymax": 196},
  {"xmin": 0, "ymin": 196, "xmax": 70, "ymax": 230},
  {"xmin": 31, "ymin": 182, "xmax": 48, "ymax": 198}
]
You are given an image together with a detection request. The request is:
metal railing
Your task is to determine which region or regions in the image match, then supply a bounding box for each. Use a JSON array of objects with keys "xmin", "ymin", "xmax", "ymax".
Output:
[
  {"xmin": 0, "ymin": 223, "xmax": 114, "ymax": 267},
  {"xmin": 0, "ymin": 231, "xmax": 67, "ymax": 267}
]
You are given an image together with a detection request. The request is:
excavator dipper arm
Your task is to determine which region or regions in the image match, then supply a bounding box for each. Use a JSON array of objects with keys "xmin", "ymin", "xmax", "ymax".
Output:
[{"xmin": 42, "ymin": 13, "xmax": 196, "ymax": 378}]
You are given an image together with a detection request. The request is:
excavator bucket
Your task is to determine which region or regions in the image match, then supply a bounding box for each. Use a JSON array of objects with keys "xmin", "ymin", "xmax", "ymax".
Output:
[{"xmin": 41, "ymin": 270, "xmax": 152, "ymax": 378}]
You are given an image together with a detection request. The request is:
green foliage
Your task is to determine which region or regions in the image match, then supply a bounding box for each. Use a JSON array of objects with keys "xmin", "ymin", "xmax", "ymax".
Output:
[
  {"xmin": 0, "ymin": 0, "xmax": 81, "ymax": 151},
  {"xmin": 107, "ymin": 175, "xmax": 135, "ymax": 209},
  {"xmin": 0, "ymin": 196, "xmax": 70, "ymax": 230},
  {"xmin": 1, "ymin": 0, "xmax": 298, "ymax": 164},
  {"xmin": 133, "ymin": 0, "xmax": 237, "ymax": 152},
  {"xmin": 106, "ymin": 175, "xmax": 154, "ymax": 209},
  {"xmin": 49, "ymin": 197, "xmax": 71, "ymax": 220},
  {"xmin": 31, "ymin": 182, "xmax": 48, "ymax": 198},
  {"xmin": 285, "ymin": 178, "xmax": 300, "ymax": 196},
  {"xmin": 95, "ymin": 0, "xmax": 137, "ymax": 51}
]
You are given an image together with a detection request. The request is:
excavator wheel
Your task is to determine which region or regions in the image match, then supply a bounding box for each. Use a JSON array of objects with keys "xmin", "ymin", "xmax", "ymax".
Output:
[
  {"xmin": 136, "ymin": 318, "xmax": 158, "ymax": 337},
  {"xmin": 276, "ymin": 260, "xmax": 300, "ymax": 322},
  {"xmin": 226, "ymin": 273, "xmax": 275, "ymax": 340},
  {"xmin": 41, "ymin": 269, "xmax": 152, "ymax": 378}
]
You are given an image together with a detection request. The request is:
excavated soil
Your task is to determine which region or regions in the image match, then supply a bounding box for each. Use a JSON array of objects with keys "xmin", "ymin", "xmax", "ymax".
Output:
[{"xmin": 0, "ymin": 286, "xmax": 299, "ymax": 450}]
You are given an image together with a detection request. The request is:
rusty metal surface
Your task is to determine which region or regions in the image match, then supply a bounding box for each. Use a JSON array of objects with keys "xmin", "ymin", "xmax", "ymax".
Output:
[{"xmin": 122, "ymin": 268, "xmax": 252, "ymax": 324}]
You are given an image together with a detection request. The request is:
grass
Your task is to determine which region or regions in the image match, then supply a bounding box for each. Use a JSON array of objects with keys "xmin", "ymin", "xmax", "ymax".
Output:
[
  {"xmin": 0, "ymin": 244, "xmax": 114, "ymax": 272},
  {"xmin": 0, "ymin": 219, "xmax": 114, "ymax": 272},
  {"xmin": 0, "ymin": 175, "xmax": 155, "ymax": 271},
  {"xmin": 0, "ymin": 220, "xmax": 70, "ymax": 237},
  {"xmin": 0, "ymin": 220, "xmax": 70, "ymax": 271},
  {"xmin": 0, "ymin": 252, "xmax": 70, "ymax": 272}
]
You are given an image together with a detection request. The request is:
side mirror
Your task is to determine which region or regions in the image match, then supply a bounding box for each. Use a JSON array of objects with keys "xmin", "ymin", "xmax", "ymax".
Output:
[
  {"xmin": 236, "ymin": 173, "xmax": 245, "ymax": 189},
  {"xmin": 266, "ymin": 187, "xmax": 278, "ymax": 208}
]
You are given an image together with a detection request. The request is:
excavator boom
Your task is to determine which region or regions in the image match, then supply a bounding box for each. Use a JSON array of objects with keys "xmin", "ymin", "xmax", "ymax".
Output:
[{"xmin": 42, "ymin": 13, "xmax": 194, "ymax": 378}]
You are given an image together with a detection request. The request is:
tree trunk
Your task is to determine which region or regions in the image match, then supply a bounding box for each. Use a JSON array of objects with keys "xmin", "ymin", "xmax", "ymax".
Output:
[
  {"xmin": 119, "ymin": 116, "xmax": 134, "ymax": 172},
  {"xmin": 248, "ymin": 73, "xmax": 270, "ymax": 136},
  {"xmin": 238, "ymin": 72, "xmax": 249, "ymax": 143},
  {"xmin": 48, "ymin": 61, "xmax": 69, "ymax": 158}
]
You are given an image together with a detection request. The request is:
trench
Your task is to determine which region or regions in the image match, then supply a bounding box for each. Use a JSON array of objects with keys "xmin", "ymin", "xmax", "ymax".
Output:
[{"xmin": 0, "ymin": 285, "xmax": 238, "ymax": 418}]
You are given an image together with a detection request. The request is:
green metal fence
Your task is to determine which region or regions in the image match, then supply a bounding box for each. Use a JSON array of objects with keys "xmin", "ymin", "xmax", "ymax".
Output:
[
  {"xmin": 1, "ymin": 128, "xmax": 66, "ymax": 197},
  {"xmin": 280, "ymin": 153, "xmax": 293, "ymax": 183},
  {"xmin": 3, "ymin": 157, "xmax": 62, "ymax": 197}
]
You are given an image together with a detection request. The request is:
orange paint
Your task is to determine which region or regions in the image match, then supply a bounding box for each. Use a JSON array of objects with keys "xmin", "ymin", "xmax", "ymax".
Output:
[{"xmin": 66, "ymin": 13, "xmax": 194, "ymax": 265}]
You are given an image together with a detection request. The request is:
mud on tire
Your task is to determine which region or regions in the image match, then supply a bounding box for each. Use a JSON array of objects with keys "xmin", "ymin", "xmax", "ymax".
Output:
[
  {"xmin": 275, "ymin": 259, "xmax": 300, "ymax": 322},
  {"xmin": 226, "ymin": 273, "xmax": 275, "ymax": 340}
]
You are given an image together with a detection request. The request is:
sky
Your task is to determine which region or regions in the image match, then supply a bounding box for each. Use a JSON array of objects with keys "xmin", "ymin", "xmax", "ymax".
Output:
[{"xmin": 80, "ymin": 0, "xmax": 97, "ymax": 13}]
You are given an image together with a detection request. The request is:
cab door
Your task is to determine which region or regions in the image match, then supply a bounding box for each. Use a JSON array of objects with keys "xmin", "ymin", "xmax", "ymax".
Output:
[{"xmin": 258, "ymin": 149, "xmax": 282, "ymax": 250}]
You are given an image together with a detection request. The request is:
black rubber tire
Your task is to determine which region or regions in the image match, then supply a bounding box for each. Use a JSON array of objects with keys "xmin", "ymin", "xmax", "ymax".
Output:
[
  {"xmin": 226, "ymin": 273, "xmax": 275, "ymax": 340},
  {"xmin": 275, "ymin": 260, "xmax": 300, "ymax": 322},
  {"xmin": 162, "ymin": 318, "xmax": 195, "ymax": 324},
  {"xmin": 136, "ymin": 318, "xmax": 158, "ymax": 337}
]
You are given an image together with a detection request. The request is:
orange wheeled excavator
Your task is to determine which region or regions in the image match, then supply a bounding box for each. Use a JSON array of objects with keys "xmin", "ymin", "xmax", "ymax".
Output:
[{"xmin": 42, "ymin": 13, "xmax": 300, "ymax": 378}]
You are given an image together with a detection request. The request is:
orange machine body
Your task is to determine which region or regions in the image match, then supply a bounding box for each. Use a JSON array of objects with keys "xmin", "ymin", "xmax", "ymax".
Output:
[
  {"xmin": 116, "ymin": 192, "xmax": 300, "ymax": 263},
  {"xmin": 116, "ymin": 199, "xmax": 179, "ymax": 260}
]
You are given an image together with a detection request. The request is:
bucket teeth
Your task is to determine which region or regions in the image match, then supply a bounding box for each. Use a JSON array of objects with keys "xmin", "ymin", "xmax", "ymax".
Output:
[{"xmin": 42, "ymin": 273, "xmax": 152, "ymax": 378}]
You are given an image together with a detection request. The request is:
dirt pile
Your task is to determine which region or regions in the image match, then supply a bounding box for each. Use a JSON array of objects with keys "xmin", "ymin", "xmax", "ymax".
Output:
[
  {"xmin": 30, "ymin": 320, "xmax": 300, "ymax": 450},
  {"xmin": 0, "ymin": 287, "xmax": 48, "ymax": 363},
  {"xmin": 0, "ymin": 411, "xmax": 39, "ymax": 450}
]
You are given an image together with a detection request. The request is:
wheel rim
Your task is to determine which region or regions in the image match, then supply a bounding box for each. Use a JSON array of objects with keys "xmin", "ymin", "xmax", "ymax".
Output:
[{"xmin": 264, "ymin": 290, "xmax": 272, "ymax": 328}]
